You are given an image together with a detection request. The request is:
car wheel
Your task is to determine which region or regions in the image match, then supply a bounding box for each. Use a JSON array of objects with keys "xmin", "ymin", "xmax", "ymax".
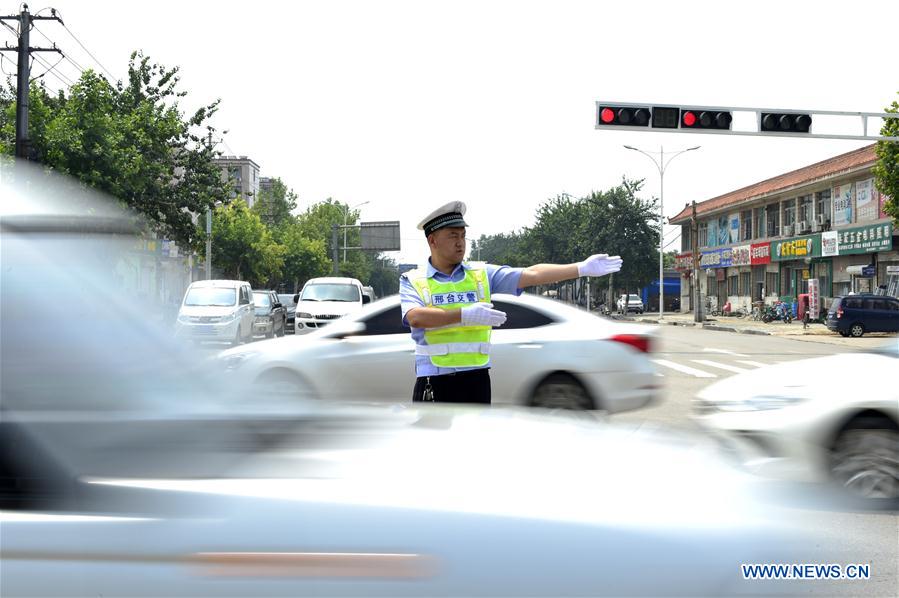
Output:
[
  {"xmin": 849, "ymin": 323, "xmax": 865, "ymax": 338},
  {"xmin": 529, "ymin": 373, "xmax": 595, "ymax": 411},
  {"xmin": 830, "ymin": 423, "xmax": 899, "ymax": 501}
]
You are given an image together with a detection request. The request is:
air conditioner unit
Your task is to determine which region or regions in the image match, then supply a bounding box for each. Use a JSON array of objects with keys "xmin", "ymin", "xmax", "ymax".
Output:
[
  {"xmin": 811, "ymin": 221, "xmax": 821, "ymax": 233},
  {"xmin": 815, "ymin": 214, "xmax": 826, "ymax": 226},
  {"xmin": 783, "ymin": 224, "xmax": 793, "ymax": 237}
]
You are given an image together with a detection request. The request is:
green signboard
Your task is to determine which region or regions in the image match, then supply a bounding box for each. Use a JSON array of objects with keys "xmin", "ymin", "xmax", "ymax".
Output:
[
  {"xmin": 836, "ymin": 222, "xmax": 893, "ymax": 255},
  {"xmin": 772, "ymin": 233, "xmax": 821, "ymax": 262}
]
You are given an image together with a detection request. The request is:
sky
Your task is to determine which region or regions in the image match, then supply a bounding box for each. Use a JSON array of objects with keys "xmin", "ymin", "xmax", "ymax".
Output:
[{"xmin": 4, "ymin": 0, "xmax": 897, "ymax": 265}]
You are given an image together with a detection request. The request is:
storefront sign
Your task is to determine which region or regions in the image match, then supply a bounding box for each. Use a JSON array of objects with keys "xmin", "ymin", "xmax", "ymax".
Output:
[
  {"xmin": 732, "ymin": 245, "xmax": 751, "ymax": 266},
  {"xmin": 821, "ymin": 230, "xmax": 839, "ymax": 257},
  {"xmin": 700, "ymin": 248, "xmax": 733, "ymax": 269},
  {"xmin": 837, "ymin": 222, "xmax": 894, "ymax": 254},
  {"xmin": 773, "ymin": 233, "xmax": 821, "ymax": 261},
  {"xmin": 887, "ymin": 265, "xmax": 899, "ymax": 275},
  {"xmin": 750, "ymin": 242, "xmax": 771, "ymax": 265},
  {"xmin": 808, "ymin": 278, "xmax": 820, "ymax": 320},
  {"xmin": 833, "ymin": 183, "xmax": 853, "ymax": 226},
  {"xmin": 675, "ymin": 252, "xmax": 693, "ymax": 272}
]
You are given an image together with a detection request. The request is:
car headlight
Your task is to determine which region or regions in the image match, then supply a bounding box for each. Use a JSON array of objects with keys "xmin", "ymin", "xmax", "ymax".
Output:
[
  {"xmin": 219, "ymin": 311, "xmax": 238, "ymax": 323},
  {"xmin": 297, "ymin": 312, "xmax": 313, "ymax": 319},
  {"xmin": 710, "ymin": 395, "xmax": 807, "ymax": 412}
]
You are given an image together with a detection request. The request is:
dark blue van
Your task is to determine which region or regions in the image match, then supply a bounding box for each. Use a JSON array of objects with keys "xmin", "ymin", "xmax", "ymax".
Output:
[{"xmin": 826, "ymin": 294, "xmax": 899, "ymax": 337}]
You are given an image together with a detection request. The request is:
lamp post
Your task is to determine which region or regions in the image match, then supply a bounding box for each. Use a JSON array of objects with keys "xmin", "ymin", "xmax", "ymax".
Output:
[
  {"xmin": 624, "ymin": 145, "xmax": 699, "ymax": 321},
  {"xmin": 342, "ymin": 201, "xmax": 370, "ymax": 262}
]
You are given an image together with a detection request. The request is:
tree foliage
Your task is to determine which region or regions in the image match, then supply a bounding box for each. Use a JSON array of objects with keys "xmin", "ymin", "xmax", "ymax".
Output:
[
  {"xmin": 205, "ymin": 199, "xmax": 284, "ymax": 286},
  {"xmin": 252, "ymin": 177, "xmax": 298, "ymax": 228},
  {"xmin": 873, "ymin": 93, "xmax": 899, "ymax": 224},
  {"xmin": 0, "ymin": 52, "xmax": 229, "ymax": 248}
]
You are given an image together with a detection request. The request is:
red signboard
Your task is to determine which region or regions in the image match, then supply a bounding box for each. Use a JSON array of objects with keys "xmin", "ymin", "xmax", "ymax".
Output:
[
  {"xmin": 750, "ymin": 242, "xmax": 771, "ymax": 265},
  {"xmin": 675, "ymin": 252, "xmax": 693, "ymax": 272}
]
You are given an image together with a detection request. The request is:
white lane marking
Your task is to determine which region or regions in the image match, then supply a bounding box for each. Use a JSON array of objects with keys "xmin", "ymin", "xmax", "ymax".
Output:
[
  {"xmin": 652, "ymin": 359, "xmax": 718, "ymax": 378},
  {"xmin": 691, "ymin": 359, "xmax": 751, "ymax": 374},
  {"xmin": 736, "ymin": 360, "xmax": 768, "ymax": 368},
  {"xmin": 702, "ymin": 348, "xmax": 750, "ymax": 357}
]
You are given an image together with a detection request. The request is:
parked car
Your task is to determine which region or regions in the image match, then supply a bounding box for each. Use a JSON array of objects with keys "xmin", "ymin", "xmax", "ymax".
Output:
[
  {"xmin": 693, "ymin": 340, "xmax": 899, "ymax": 503},
  {"xmin": 617, "ymin": 293, "xmax": 644, "ymax": 314},
  {"xmin": 293, "ymin": 277, "xmax": 369, "ymax": 333},
  {"xmin": 361, "ymin": 285, "xmax": 377, "ymax": 304},
  {"xmin": 277, "ymin": 293, "xmax": 297, "ymax": 334},
  {"xmin": 252, "ymin": 290, "xmax": 287, "ymax": 338},
  {"xmin": 825, "ymin": 293, "xmax": 899, "ymax": 337},
  {"xmin": 218, "ymin": 293, "xmax": 660, "ymax": 413},
  {"xmin": 175, "ymin": 280, "xmax": 255, "ymax": 345}
]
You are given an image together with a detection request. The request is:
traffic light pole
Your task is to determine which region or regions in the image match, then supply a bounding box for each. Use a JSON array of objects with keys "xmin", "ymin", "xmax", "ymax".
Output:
[
  {"xmin": 691, "ymin": 201, "xmax": 703, "ymax": 323},
  {"xmin": 624, "ymin": 145, "xmax": 699, "ymax": 322}
]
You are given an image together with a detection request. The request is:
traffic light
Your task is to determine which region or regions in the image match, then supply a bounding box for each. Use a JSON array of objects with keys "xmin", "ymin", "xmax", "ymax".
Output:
[
  {"xmin": 680, "ymin": 109, "xmax": 732, "ymax": 130},
  {"xmin": 597, "ymin": 105, "xmax": 651, "ymax": 127},
  {"xmin": 760, "ymin": 112, "xmax": 812, "ymax": 133}
]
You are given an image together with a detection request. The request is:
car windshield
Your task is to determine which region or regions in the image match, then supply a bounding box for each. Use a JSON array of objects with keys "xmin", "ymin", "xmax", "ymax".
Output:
[
  {"xmin": 628, "ymin": 295, "xmax": 640, "ymax": 301},
  {"xmin": 301, "ymin": 283, "xmax": 360, "ymax": 302},
  {"xmin": 184, "ymin": 287, "xmax": 236, "ymax": 307},
  {"xmin": 253, "ymin": 293, "xmax": 271, "ymax": 307}
]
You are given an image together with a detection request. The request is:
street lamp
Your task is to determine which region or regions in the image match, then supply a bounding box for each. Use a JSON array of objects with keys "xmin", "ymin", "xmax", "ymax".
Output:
[
  {"xmin": 342, "ymin": 201, "xmax": 370, "ymax": 262},
  {"xmin": 624, "ymin": 145, "xmax": 699, "ymax": 321}
]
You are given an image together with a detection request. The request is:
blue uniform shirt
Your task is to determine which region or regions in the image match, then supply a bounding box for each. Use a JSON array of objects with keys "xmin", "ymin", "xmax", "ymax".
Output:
[{"xmin": 400, "ymin": 259, "xmax": 524, "ymax": 378}]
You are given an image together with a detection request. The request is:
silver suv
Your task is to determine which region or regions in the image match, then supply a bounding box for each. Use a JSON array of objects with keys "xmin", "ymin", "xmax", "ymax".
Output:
[{"xmin": 617, "ymin": 294, "xmax": 644, "ymax": 314}]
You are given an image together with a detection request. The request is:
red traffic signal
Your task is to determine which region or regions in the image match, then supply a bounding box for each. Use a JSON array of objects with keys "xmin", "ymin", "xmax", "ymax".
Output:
[
  {"xmin": 761, "ymin": 112, "xmax": 812, "ymax": 133},
  {"xmin": 681, "ymin": 109, "xmax": 732, "ymax": 130},
  {"xmin": 597, "ymin": 105, "xmax": 651, "ymax": 127}
]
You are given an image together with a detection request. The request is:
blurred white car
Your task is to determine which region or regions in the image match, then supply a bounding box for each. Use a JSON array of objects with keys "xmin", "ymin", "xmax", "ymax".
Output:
[
  {"xmin": 219, "ymin": 293, "xmax": 661, "ymax": 412},
  {"xmin": 693, "ymin": 341, "xmax": 899, "ymax": 502}
]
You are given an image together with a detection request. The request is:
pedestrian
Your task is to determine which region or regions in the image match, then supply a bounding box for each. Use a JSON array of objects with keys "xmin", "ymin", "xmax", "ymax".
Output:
[{"xmin": 400, "ymin": 201, "xmax": 622, "ymax": 405}]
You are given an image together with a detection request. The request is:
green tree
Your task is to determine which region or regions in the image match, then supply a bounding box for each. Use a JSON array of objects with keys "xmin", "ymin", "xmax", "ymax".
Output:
[
  {"xmin": 275, "ymin": 220, "xmax": 331, "ymax": 292},
  {"xmin": 252, "ymin": 177, "xmax": 298, "ymax": 228},
  {"xmin": 0, "ymin": 52, "xmax": 229, "ymax": 248},
  {"xmin": 873, "ymin": 93, "xmax": 899, "ymax": 224},
  {"xmin": 205, "ymin": 199, "xmax": 285, "ymax": 286},
  {"xmin": 296, "ymin": 198, "xmax": 371, "ymax": 282}
]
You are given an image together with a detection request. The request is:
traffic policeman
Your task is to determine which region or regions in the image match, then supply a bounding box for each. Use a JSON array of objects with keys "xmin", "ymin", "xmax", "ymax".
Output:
[{"xmin": 400, "ymin": 201, "xmax": 623, "ymax": 404}]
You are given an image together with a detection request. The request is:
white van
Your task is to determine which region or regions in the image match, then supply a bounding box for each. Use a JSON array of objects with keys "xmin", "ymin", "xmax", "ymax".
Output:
[
  {"xmin": 293, "ymin": 277, "xmax": 369, "ymax": 333},
  {"xmin": 175, "ymin": 280, "xmax": 255, "ymax": 345}
]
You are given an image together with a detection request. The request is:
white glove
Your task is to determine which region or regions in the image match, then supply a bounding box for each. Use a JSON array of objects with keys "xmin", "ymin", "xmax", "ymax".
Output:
[
  {"xmin": 577, "ymin": 254, "xmax": 623, "ymax": 277},
  {"xmin": 461, "ymin": 302, "xmax": 507, "ymax": 327}
]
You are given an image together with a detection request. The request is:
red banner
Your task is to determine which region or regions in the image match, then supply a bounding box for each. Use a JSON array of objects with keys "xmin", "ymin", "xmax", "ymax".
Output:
[
  {"xmin": 675, "ymin": 252, "xmax": 693, "ymax": 272},
  {"xmin": 750, "ymin": 242, "xmax": 771, "ymax": 265}
]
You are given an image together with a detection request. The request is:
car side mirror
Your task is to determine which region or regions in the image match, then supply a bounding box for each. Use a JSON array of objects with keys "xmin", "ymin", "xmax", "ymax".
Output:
[
  {"xmin": 293, "ymin": 293, "xmax": 300, "ymax": 304},
  {"xmin": 362, "ymin": 295, "xmax": 371, "ymax": 305}
]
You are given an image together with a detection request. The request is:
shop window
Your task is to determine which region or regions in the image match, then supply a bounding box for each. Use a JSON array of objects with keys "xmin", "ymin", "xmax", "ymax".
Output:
[
  {"xmin": 797, "ymin": 195, "xmax": 813, "ymax": 232},
  {"xmin": 740, "ymin": 272, "xmax": 751, "ymax": 296},
  {"xmin": 728, "ymin": 275, "xmax": 739, "ymax": 296},
  {"xmin": 783, "ymin": 199, "xmax": 796, "ymax": 228},
  {"xmin": 766, "ymin": 205, "xmax": 780, "ymax": 238},
  {"xmin": 815, "ymin": 190, "xmax": 831, "ymax": 228},
  {"xmin": 698, "ymin": 222, "xmax": 708, "ymax": 248},
  {"xmin": 765, "ymin": 272, "xmax": 779, "ymax": 296},
  {"xmin": 754, "ymin": 207, "xmax": 766, "ymax": 239}
]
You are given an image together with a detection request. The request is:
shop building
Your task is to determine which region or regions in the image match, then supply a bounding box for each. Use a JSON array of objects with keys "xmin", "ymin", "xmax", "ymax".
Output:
[{"xmin": 670, "ymin": 145, "xmax": 897, "ymax": 314}]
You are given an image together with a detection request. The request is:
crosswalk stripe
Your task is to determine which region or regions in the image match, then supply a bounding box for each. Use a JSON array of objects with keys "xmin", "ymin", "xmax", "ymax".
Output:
[
  {"xmin": 652, "ymin": 359, "xmax": 718, "ymax": 378},
  {"xmin": 702, "ymin": 348, "xmax": 750, "ymax": 357},
  {"xmin": 691, "ymin": 359, "xmax": 750, "ymax": 374},
  {"xmin": 736, "ymin": 360, "xmax": 768, "ymax": 368}
]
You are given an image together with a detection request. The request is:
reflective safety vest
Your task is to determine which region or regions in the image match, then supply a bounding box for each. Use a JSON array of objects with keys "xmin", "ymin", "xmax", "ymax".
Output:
[{"xmin": 406, "ymin": 262, "xmax": 492, "ymax": 368}]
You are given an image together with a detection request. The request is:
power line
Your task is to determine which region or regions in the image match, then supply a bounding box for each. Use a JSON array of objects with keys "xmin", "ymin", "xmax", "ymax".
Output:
[
  {"xmin": 30, "ymin": 52, "xmax": 64, "ymax": 83},
  {"xmin": 54, "ymin": 11, "xmax": 115, "ymax": 81},
  {"xmin": 30, "ymin": 49, "xmax": 73, "ymax": 87},
  {"xmin": 31, "ymin": 22, "xmax": 85, "ymax": 74}
]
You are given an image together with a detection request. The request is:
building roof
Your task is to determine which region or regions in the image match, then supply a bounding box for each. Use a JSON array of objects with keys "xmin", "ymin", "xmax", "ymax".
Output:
[{"xmin": 669, "ymin": 144, "xmax": 877, "ymax": 224}]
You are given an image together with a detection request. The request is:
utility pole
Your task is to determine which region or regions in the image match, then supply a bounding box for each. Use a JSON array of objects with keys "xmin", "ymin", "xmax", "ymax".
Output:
[
  {"xmin": 205, "ymin": 131, "xmax": 214, "ymax": 280},
  {"xmin": 1, "ymin": 5, "xmax": 63, "ymax": 159},
  {"xmin": 691, "ymin": 201, "xmax": 704, "ymax": 323}
]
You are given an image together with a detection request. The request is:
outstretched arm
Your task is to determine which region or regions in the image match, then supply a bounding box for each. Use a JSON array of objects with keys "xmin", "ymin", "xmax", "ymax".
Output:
[{"xmin": 517, "ymin": 254, "xmax": 623, "ymax": 289}]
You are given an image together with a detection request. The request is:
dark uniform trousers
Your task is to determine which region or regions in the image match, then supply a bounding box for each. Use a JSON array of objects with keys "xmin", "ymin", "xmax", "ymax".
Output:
[{"xmin": 412, "ymin": 368, "xmax": 491, "ymax": 404}]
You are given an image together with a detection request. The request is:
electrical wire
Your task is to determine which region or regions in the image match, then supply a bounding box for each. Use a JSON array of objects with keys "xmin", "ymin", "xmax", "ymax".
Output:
[
  {"xmin": 54, "ymin": 11, "xmax": 115, "ymax": 81},
  {"xmin": 30, "ymin": 52, "xmax": 64, "ymax": 83},
  {"xmin": 32, "ymin": 22, "xmax": 86, "ymax": 75}
]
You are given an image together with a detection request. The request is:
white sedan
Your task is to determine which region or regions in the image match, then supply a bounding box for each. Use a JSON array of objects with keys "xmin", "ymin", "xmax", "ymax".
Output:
[
  {"xmin": 693, "ymin": 340, "xmax": 899, "ymax": 502},
  {"xmin": 218, "ymin": 294, "xmax": 660, "ymax": 413}
]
